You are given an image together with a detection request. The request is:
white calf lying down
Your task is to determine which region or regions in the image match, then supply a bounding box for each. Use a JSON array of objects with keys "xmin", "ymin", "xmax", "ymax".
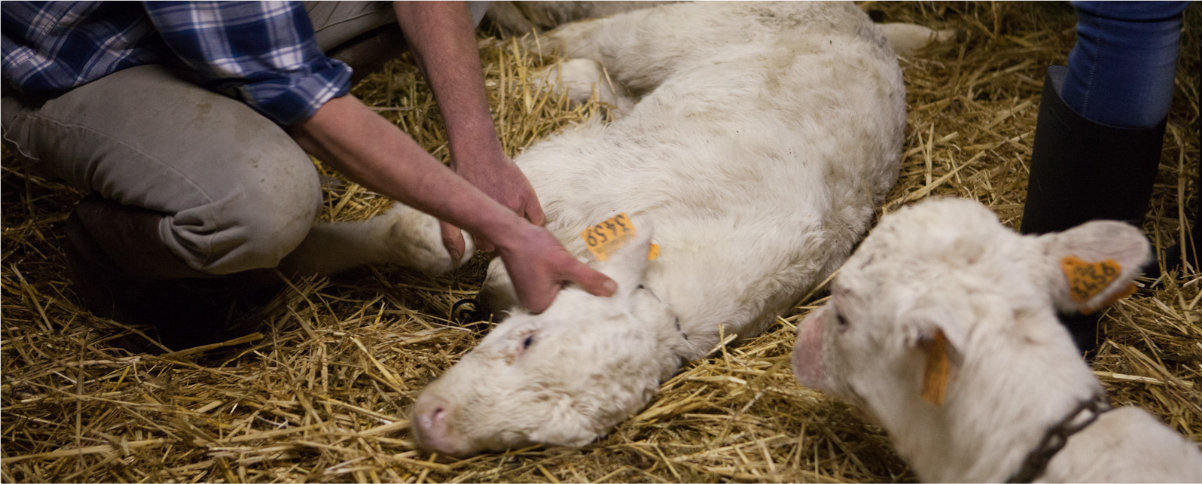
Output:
[
  {"xmin": 486, "ymin": 1, "xmax": 956, "ymax": 56},
  {"xmin": 792, "ymin": 197, "xmax": 1202, "ymax": 482},
  {"xmin": 485, "ymin": 1, "xmax": 673, "ymax": 36},
  {"xmin": 408, "ymin": 2, "xmax": 906, "ymax": 456}
]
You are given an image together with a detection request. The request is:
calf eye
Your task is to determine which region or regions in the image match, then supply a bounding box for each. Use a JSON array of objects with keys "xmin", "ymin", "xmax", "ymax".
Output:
[
  {"xmin": 522, "ymin": 334, "xmax": 535, "ymax": 349},
  {"xmin": 835, "ymin": 312, "xmax": 850, "ymax": 329}
]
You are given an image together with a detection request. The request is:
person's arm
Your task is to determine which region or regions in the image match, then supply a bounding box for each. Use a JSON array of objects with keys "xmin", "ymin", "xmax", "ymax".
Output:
[
  {"xmin": 391, "ymin": 2, "xmax": 546, "ymax": 255},
  {"xmin": 289, "ymin": 94, "xmax": 615, "ymax": 313},
  {"xmin": 146, "ymin": 2, "xmax": 609, "ymax": 312}
]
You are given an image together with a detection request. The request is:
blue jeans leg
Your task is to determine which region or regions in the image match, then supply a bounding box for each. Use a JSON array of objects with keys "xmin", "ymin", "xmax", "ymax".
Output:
[{"xmin": 1059, "ymin": 1, "xmax": 1187, "ymax": 129}]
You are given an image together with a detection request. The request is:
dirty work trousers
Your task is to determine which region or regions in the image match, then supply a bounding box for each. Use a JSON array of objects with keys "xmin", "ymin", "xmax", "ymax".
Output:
[{"xmin": 1, "ymin": 2, "xmax": 488, "ymax": 275}]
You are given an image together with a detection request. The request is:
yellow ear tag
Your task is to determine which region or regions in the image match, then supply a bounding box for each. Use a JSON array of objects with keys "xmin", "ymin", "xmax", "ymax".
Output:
[
  {"xmin": 1060, "ymin": 256, "xmax": 1128, "ymax": 314},
  {"xmin": 581, "ymin": 213, "xmax": 635, "ymax": 261},
  {"xmin": 920, "ymin": 330, "xmax": 950, "ymax": 406},
  {"xmin": 647, "ymin": 243, "xmax": 660, "ymax": 261}
]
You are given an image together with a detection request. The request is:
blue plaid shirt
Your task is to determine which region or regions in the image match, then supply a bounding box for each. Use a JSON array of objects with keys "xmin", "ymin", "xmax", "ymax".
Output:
[{"xmin": 1, "ymin": 1, "xmax": 351, "ymax": 125}]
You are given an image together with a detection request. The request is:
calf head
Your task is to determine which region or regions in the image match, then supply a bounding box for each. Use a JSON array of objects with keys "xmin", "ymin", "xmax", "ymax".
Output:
[
  {"xmin": 412, "ymin": 225, "xmax": 685, "ymax": 456},
  {"xmin": 792, "ymin": 197, "xmax": 1149, "ymax": 422}
]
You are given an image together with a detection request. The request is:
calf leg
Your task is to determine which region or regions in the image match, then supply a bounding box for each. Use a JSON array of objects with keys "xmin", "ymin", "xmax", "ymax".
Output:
[
  {"xmin": 875, "ymin": 23, "xmax": 957, "ymax": 55},
  {"xmin": 538, "ymin": 58, "xmax": 635, "ymax": 115},
  {"xmin": 525, "ymin": 5, "xmax": 701, "ymax": 93},
  {"xmin": 281, "ymin": 203, "xmax": 474, "ymax": 276},
  {"xmin": 479, "ymin": 257, "xmax": 518, "ymax": 318}
]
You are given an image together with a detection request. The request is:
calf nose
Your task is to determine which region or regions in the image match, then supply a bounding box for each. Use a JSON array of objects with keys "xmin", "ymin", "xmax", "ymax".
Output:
[{"xmin": 411, "ymin": 394, "xmax": 462, "ymax": 456}]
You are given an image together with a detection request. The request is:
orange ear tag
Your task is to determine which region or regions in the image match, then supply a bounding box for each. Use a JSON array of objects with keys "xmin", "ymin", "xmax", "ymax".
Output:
[
  {"xmin": 581, "ymin": 213, "xmax": 635, "ymax": 261},
  {"xmin": 1060, "ymin": 256, "xmax": 1129, "ymax": 314},
  {"xmin": 920, "ymin": 330, "xmax": 950, "ymax": 406}
]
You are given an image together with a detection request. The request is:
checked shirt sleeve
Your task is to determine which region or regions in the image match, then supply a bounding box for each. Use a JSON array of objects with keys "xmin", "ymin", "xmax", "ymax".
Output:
[{"xmin": 145, "ymin": 1, "xmax": 351, "ymax": 125}]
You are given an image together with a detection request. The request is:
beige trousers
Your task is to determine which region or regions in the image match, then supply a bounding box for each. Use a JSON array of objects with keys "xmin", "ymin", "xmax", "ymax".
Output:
[{"xmin": 1, "ymin": 2, "xmax": 487, "ymax": 275}]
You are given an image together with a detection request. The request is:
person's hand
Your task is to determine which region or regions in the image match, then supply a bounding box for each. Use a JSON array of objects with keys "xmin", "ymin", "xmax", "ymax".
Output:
[
  {"xmin": 494, "ymin": 222, "xmax": 616, "ymax": 313},
  {"xmin": 390, "ymin": 2, "xmax": 545, "ymax": 262},
  {"xmin": 439, "ymin": 151, "xmax": 546, "ymax": 260},
  {"xmin": 288, "ymin": 95, "xmax": 602, "ymax": 312}
]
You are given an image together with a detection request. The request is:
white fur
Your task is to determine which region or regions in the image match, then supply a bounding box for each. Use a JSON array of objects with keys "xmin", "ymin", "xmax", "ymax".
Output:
[
  {"xmin": 411, "ymin": 2, "xmax": 906, "ymax": 456},
  {"xmin": 486, "ymin": 1, "xmax": 956, "ymax": 56},
  {"xmin": 791, "ymin": 197, "xmax": 1202, "ymax": 482},
  {"xmin": 485, "ymin": 1, "xmax": 674, "ymax": 36},
  {"xmin": 536, "ymin": 57, "xmax": 634, "ymax": 115},
  {"xmin": 280, "ymin": 202, "xmax": 474, "ymax": 276}
]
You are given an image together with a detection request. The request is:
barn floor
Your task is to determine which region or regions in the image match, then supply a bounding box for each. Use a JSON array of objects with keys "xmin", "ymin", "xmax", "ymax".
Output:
[{"xmin": 2, "ymin": 3, "xmax": 1199, "ymax": 482}]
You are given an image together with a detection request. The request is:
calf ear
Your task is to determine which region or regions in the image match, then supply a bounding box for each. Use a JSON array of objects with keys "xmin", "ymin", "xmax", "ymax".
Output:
[
  {"xmin": 917, "ymin": 329, "xmax": 953, "ymax": 406},
  {"xmin": 589, "ymin": 216, "xmax": 657, "ymax": 297},
  {"xmin": 1035, "ymin": 221, "xmax": 1150, "ymax": 315},
  {"xmin": 905, "ymin": 312, "xmax": 965, "ymax": 407}
]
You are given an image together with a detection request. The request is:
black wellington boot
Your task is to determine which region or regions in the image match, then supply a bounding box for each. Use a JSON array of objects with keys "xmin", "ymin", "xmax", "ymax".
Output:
[
  {"xmin": 1019, "ymin": 66, "xmax": 1167, "ymax": 355},
  {"xmin": 65, "ymin": 196, "xmax": 282, "ymax": 351}
]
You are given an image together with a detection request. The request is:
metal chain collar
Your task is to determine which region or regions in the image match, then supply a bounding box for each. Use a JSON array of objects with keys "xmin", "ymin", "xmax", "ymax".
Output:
[{"xmin": 1006, "ymin": 393, "xmax": 1112, "ymax": 483}]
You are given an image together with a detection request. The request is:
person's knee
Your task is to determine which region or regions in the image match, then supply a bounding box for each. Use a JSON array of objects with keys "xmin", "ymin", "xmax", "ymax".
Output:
[
  {"xmin": 235, "ymin": 192, "xmax": 321, "ymax": 271},
  {"xmin": 166, "ymin": 153, "xmax": 322, "ymax": 275}
]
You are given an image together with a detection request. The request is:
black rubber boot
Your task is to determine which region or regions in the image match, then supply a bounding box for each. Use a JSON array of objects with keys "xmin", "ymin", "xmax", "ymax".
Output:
[
  {"xmin": 1020, "ymin": 66, "xmax": 1167, "ymax": 355},
  {"xmin": 1020, "ymin": 66, "xmax": 1166, "ymax": 234},
  {"xmin": 65, "ymin": 196, "xmax": 282, "ymax": 351}
]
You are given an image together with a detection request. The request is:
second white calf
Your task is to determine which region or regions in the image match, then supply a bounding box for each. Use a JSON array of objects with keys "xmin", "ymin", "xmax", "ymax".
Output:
[{"xmin": 792, "ymin": 197, "xmax": 1202, "ymax": 482}]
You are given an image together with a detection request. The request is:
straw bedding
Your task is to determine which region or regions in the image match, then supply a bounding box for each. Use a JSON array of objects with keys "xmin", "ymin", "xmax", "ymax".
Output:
[{"xmin": 2, "ymin": 2, "xmax": 1198, "ymax": 482}]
